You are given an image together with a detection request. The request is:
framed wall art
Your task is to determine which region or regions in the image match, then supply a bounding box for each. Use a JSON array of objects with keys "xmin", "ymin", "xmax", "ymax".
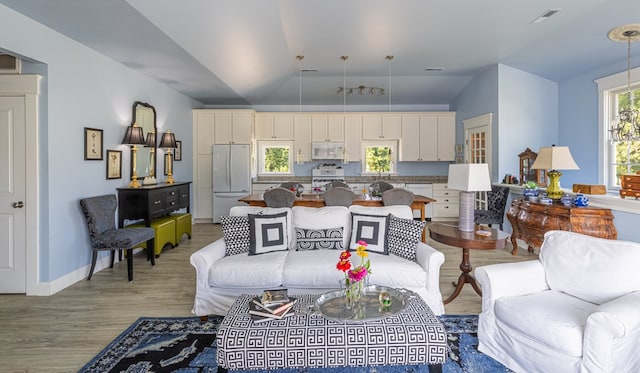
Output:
[
  {"xmin": 175, "ymin": 140, "xmax": 182, "ymax": 161},
  {"xmin": 106, "ymin": 150, "xmax": 122, "ymax": 179},
  {"xmin": 84, "ymin": 127, "xmax": 103, "ymax": 160}
]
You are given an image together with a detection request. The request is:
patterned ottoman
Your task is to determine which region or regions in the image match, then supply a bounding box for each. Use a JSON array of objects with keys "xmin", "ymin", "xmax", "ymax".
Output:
[{"xmin": 216, "ymin": 293, "xmax": 446, "ymax": 372}]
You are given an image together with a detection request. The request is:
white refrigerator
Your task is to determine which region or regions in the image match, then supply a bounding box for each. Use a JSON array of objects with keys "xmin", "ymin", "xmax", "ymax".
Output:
[{"xmin": 212, "ymin": 144, "xmax": 251, "ymax": 223}]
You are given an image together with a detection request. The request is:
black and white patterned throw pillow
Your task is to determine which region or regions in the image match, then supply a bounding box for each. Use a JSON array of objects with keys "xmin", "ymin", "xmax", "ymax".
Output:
[
  {"xmin": 220, "ymin": 215, "xmax": 250, "ymax": 256},
  {"xmin": 387, "ymin": 215, "xmax": 427, "ymax": 261},
  {"xmin": 349, "ymin": 213, "xmax": 390, "ymax": 254},
  {"xmin": 295, "ymin": 227, "xmax": 344, "ymax": 251},
  {"xmin": 248, "ymin": 212, "xmax": 289, "ymax": 255}
]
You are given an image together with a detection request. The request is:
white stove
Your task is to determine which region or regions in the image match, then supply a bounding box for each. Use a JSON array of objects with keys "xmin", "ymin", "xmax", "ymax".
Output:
[{"xmin": 311, "ymin": 164, "xmax": 345, "ymax": 193}]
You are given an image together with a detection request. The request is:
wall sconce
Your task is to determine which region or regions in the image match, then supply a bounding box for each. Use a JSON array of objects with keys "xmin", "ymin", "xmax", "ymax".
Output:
[
  {"xmin": 159, "ymin": 130, "xmax": 177, "ymax": 184},
  {"xmin": 296, "ymin": 148, "xmax": 304, "ymax": 165},
  {"xmin": 121, "ymin": 124, "xmax": 145, "ymax": 188}
]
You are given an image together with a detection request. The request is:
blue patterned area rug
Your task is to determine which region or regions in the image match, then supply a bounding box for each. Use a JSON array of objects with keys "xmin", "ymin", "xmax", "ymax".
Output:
[{"xmin": 78, "ymin": 315, "xmax": 511, "ymax": 373}]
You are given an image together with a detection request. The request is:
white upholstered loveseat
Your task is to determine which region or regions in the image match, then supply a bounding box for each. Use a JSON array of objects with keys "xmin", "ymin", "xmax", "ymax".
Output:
[
  {"xmin": 476, "ymin": 230, "xmax": 640, "ymax": 373},
  {"xmin": 190, "ymin": 205, "xmax": 445, "ymax": 317}
]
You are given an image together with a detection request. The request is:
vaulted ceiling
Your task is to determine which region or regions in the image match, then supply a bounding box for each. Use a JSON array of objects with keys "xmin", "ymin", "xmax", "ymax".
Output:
[{"xmin": 2, "ymin": 0, "xmax": 639, "ymax": 106}]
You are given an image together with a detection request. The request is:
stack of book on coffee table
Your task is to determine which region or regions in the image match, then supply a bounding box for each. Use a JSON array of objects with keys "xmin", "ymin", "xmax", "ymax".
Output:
[{"xmin": 249, "ymin": 289, "xmax": 297, "ymax": 323}]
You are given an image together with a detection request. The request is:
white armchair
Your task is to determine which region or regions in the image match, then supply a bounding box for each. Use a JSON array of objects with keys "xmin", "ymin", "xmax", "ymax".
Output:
[{"xmin": 475, "ymin": 230, "xmax": 640, "ymax": 373}]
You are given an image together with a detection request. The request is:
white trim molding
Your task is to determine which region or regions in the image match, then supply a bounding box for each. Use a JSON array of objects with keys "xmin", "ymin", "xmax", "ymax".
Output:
[{"xmin": 0, "ymin": 74, "xmax": 41, "ymax": 295}]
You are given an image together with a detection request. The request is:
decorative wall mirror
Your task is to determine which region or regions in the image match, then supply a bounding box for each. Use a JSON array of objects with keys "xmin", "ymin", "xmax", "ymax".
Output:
[{"xmin": 130, "ymin": 101, "xmax": 157, "ymax": 181}]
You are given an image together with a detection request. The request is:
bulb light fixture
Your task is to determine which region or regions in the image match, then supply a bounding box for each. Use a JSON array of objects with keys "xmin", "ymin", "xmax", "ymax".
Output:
[{"xmin": 608, "ymin": 24, "xmax": 640, "ymax": 142}]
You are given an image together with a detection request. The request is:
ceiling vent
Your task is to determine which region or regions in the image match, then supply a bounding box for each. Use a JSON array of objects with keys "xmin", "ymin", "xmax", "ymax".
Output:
[
  {"xmin": 0, "ymin": 54, "xmax": 21, "ymax": 74},
  {"xmin": 530, "ymin": 9, "xmax": 561, "ymax": 24}
]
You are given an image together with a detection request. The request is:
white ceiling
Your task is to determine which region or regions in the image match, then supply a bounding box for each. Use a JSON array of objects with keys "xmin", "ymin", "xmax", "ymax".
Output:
[{"xmin": 2, "ymin": 0, "xmax": 640, "ymax": 106}]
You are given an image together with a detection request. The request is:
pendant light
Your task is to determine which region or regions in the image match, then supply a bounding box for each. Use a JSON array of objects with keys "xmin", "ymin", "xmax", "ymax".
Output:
[
  {"xmin": 608, "ymin": 24, "xmax": 640, "ymax": 142},
  {"xmin": 386, "ymin": 55, "xmax": 394, "ymax": 112},
  {"xmin": 296, "ymin": 55, "xmax": 304, "ymax": 164}
]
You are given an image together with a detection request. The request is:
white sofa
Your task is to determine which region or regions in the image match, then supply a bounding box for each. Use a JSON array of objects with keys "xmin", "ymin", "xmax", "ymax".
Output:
[
  {"xmin": 476, "ymin": 230, "xmax": 640, "ymax": 373},
  {"xmin": 190, "ymin": 204, "xmax": 445, "ymax": 317}
]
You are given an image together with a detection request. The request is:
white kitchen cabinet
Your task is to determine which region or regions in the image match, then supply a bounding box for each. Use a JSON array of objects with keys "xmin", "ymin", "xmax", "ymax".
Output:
[
  {"xmin": 255, "ymin": 113, "xmax": 294, "ymax": 140},
  {"xmin": 312, "ymin": 114, "xmax": 344, "ymax": 142},
  {"xmin": 213, "ymin": 111, "xmax": 252, "ymax": 144},
  {"xmin": 193, "ymin": 109, "xmax": 254, "ymax": 222},
  {"xmin": 362, "ymin": 114, "xmax": 401, "ymax": 139},
  {"xmin": 194, "ymin": 111, "xmax": 215, "ymax": 155},
  {"xmin": 344, "ymin": 115, "xmax": 362, "ymax": 162},
  {"xmin": 293, "ymin": 114, "xmax": 312, "ymax": 162},
  {"xmin": 400, "ymin": 113, "xmax": 455, "ymax": 161},
  {"xmin": 431, "ymin": 183, "xmax": 459, "ymax": 220}
]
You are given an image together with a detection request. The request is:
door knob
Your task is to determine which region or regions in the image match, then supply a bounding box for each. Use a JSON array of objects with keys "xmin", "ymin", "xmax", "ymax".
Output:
[{"xmin": 12, "ymin": 201, "xmax": 24, "ymax": 208}]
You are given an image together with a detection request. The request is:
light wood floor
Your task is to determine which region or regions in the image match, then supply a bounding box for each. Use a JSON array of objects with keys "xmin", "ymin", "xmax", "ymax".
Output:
[{"xmin": 0, "ymin": 223, "xmax": 536, "ymax": 372}]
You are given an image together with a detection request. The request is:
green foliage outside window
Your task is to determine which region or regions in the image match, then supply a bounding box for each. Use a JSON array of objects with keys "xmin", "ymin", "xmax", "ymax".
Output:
[
  {"xmin": 264, "ymin": 147, "xmax": 290, "ymax": 173},
  {"xmin": 612, "ymin": 88, "xmax": 640, "ymax": 186},
  {"xmin": 365, "ymin": 146, "xmax": 391, "ymax": 173}
]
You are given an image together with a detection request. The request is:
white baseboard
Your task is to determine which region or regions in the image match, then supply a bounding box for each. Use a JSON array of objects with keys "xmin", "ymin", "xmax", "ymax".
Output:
[{"xmin": 34, "ymin": 250, "xmax": 143, "ymax": 296}]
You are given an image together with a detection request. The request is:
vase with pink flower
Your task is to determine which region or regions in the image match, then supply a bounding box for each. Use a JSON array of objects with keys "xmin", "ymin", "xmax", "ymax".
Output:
[{"xmin": 336, "ymin": 240, "xmax": 371, "ymax": 309}]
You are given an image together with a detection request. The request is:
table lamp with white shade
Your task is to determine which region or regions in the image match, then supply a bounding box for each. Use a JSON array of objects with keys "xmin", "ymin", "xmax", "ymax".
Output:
[
  {"xmin": 447, "ymin": 163, "xmax": 492, "ymax": 232},
  {"xmin": 531, "ymin": 145, "xmax": 579, "ymax": 200}
]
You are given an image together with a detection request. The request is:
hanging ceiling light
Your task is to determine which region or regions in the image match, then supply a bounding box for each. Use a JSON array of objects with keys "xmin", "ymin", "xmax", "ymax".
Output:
[
  {"xmin": 337, "ymin": 55, "xmax": 386, "ymax": 97},
  {"xmin": 608, "ymin": 24, "xmax": 640, "ymax": 142},
  {"xmin": 297, "ymin": 55, "xmax": 304, "ymax": 112},
  {"xmin": 387, "ymin": 55, "xmax": 394, "ymax": 112},
  {"xmin": 296, "ymin": 55, "xmax": 304, "ymax": 164}
]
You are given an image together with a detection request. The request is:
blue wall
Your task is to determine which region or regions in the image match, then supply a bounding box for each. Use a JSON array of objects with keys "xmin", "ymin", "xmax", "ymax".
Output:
[
  {"xmin": 558, "ymin": 59, "xmax": 640, "ymax": 241},
  {"xmin": 0, "ymin": 5, "xmax": 200, "ymax": 285},
  {"xmin": 451, "ymin": 65, "xmax": 499, "ymax": 179},
  {"xmin": 497, "ymin": 64, "xmax": 559, "ymax": 183},
  {"xmin": 452, "ymin": 64, "xmax": 559, "ymax": 183}
]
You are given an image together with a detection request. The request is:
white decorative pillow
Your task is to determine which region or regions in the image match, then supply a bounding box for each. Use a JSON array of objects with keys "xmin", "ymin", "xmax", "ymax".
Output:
[
  {"xmin": 220, "ymin": 215, "xmax": 250, "ymax": 256},
  {"xmin": 349, "ymin": 213, "xmax": 390, "ymax": 254},
  {"xmin": 248, "ymin": 212, "xmax": 289, "ymax": 255},
  {"xmin": 295, "ymin": 227, "xmax": 344, "ymax": 251},
  {"xmin": 387, "ymin": 215, "xmax": 426, "ymax": 261}
]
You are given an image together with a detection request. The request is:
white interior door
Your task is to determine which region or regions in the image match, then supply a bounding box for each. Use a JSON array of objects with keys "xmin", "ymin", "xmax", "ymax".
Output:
[
  {"xmin": 0, "ymin": 96, "xmax": 26, "ymax": 293},
  {"xmin": 463, "ymin": 113, "xmax": 493, "ymax": 210}
]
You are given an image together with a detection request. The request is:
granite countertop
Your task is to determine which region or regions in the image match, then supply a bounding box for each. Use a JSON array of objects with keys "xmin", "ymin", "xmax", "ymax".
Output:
[{"xmin": 253, "ymin": 176, "xmax": 448, "ymax": 184}]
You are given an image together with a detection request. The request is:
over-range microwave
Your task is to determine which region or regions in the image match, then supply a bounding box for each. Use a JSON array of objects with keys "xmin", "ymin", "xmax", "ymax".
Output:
[{"xmin": 311, "ymin": 142, "xmax": 345, "ymax": 160}]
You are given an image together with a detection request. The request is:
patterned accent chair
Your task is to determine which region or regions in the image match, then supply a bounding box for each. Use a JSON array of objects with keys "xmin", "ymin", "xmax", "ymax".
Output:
[
  {"xmin": 263, "ymin": 187, "xmax": 296, "ymax": 208},
  {"xmin": 382, "ymin": 188, "xmax": 415, "ymax": 206},
  {"xmin": 474, "ymin": 185, "xmax": 509, "ymax": 230},
  {"xmin": 323, "ymin": 186, "xmax": 356, "ymax": 207},
  {"xmin": 80, "ymin": 194, "xmax": 155, "ymax": 281}
]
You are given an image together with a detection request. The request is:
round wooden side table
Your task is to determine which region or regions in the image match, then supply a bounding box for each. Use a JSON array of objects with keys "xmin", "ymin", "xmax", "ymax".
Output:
[{"xmin": 429, "ymin": 223, "xmax": 507, "ymax": 304}]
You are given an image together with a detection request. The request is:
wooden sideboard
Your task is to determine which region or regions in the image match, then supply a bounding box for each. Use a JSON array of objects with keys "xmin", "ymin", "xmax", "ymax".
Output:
[
  {"xmin": 117, "ymin": 182, "xmax": 191, "ymax": 228},
  {"xmin": 507, "ymin": 198, "xmax": 617, "ymax": 255}
]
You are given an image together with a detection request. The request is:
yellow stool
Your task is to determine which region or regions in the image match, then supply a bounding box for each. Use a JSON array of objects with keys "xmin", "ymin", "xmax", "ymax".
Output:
[
  {"xmin": 171, "ymin": 213, "xmax": 192, "ymax": 245},
  {"xmin": 128, "ymin": 216, "xmax": 176, "ymax": 257}
]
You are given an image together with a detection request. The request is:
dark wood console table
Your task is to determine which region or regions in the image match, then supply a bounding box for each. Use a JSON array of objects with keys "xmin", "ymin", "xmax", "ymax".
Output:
[
  {"xmin": 507, "ymin": 199, "xmax": 617, "ymax": 255},
  {"xmin": 117, "ymin": 182, "xmax": 191, "ymax": 228}
]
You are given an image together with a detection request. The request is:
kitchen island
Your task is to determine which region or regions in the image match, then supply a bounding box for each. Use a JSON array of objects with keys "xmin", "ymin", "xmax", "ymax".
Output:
[{"xmin": 239, "ymin": 193, "xmax": 436, "ymax": 241}]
